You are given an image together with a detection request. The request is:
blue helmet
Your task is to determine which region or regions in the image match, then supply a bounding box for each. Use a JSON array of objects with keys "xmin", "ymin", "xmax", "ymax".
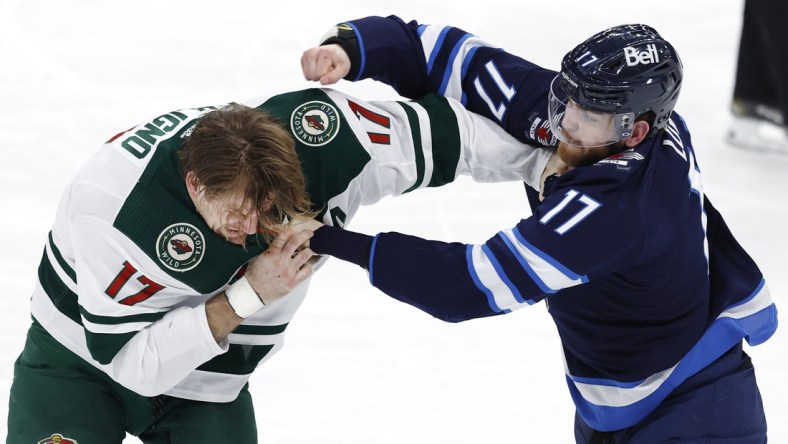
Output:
[{"xmin": 549, "ymin": 24, "xmax": 683, "ymax": 144}]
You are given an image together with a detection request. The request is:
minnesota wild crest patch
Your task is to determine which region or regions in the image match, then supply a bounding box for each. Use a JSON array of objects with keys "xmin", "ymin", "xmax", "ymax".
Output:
[
  {"xmin": 156, "ymin": 223, "xmax": 205, "ymax": 272},
  {"xmin": 290, "ymin": 100, "xmax": 340, "ymax": 146},
  {"xmin": 38, "ymin": 433, "xmax": 78, "ymax": 444}
]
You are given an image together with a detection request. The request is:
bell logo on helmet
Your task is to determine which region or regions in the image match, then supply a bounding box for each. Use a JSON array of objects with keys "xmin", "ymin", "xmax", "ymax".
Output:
[
  {"xmin": 560, "ymin": 24, "xmax": 682, "ymax": 137},
  {"xmin": 624, "ymin": 44, "xmax": 660, "ymax": 66}
]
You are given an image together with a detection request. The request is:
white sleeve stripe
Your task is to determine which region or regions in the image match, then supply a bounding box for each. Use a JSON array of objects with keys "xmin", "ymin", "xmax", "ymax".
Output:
[
  {"xmin": 718, "ymin": 280, "xmax": 771, "ymax": 319},
  {"xmin": 419, "ymin": 24, "xmax": 495, "ymax": 102},
  {"xmin": 165, "ymin": 369, "xmax": 259, "ymax": 403},
  {"xmin": 501, "ymin": 228, "xmax": 586, "ymax": 291},
  {"xmin": 439, "ymin": 34, "xmax": 484, "ymax": 101},
  {"xmin": 81, "ymin": 317, "xmax": 151, "ymax": 334},
  {"xmin": 497, "ymin": 232, "xmax": 555, "ymax": 294},
  {"xmin": 422, "ymin": 25, "xmax": 451, "ymax": 75},
  {"xmin": 469, "ymin": 244, "xmax": 531, "ymax": 312},
  {"xmin": 510, "ymin": 227, "xmax": 585, "ymax": 280},
  {"xmin": 482, "ymin": 244, "xmax": 528, "ymax": 304},
  {"xmin": 568, "ymin": 354, "xmax": 677, "ymax": 407},
  {"xmin": 45, "ymin": 239, "xmax": 78, "ymax": 293},
  {"xmin": 465, "ymin": 245, "xmax": 505, "ymax": 313}
]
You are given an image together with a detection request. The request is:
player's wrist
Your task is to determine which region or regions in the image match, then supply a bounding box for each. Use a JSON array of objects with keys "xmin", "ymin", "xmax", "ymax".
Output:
[
  {"xmin": 320, "ymin": 24, "xmax": 361, "ymax": 80},
  {"xmin": 225, "ymin": 276, "xmax": 265, "ymax": 318}
]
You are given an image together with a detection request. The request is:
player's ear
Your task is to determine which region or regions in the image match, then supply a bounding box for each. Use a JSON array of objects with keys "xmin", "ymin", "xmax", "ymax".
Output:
[
  {"xmin": 624, "ymin": 121, "xmax": 650, "ymax": 148},
  {"xmin": 185, "ymin": 171, "xmax": 201, "ymax": 200}
]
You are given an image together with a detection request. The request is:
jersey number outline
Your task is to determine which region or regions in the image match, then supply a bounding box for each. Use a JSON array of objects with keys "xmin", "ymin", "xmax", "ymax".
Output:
[
  {"xmin": 473, "ymin": 60, "xmax": 516, "ymax": 122},
  {"xmin": 539, "ymin": 189, "xmax": 601, "ymax": 235},
  {"xmin": 106, "ymin": 261, "xmax": 165, "ymax": 306},
  {"xmin": 347, "ymin": 99, "xmax": 392, "ymax": 145}
]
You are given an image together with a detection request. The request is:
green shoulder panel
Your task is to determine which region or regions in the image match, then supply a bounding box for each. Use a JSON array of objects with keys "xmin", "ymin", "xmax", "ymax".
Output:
[
  {"xmin": 259, "ymin": 89, "xmax": 371, "ymax": 219},
  {"xmin": 114, "ymin": 124, "xmax": 263, "ymax": 294},
  {"xmin": 114, "ymin": 90, "xmax": 371, "ymax": 292}
]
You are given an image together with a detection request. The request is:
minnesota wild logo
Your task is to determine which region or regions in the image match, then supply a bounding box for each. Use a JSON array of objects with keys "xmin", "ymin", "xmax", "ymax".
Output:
[
  {"xmin": 37, "ymin": 433, "xmax": 78, "ymax": 444},
  {"xmin": 290, "ymin": 100, "xmax": 340, "ymax": 146},
  {"xmin": 156, "ymin": 223, "xmax": 205, "ymax": 272}
]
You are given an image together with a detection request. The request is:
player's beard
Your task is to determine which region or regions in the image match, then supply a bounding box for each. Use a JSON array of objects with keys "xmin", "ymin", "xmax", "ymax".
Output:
[{"xmin": 557, "ymin": 141, "xmax": 624, "ymax": 167}]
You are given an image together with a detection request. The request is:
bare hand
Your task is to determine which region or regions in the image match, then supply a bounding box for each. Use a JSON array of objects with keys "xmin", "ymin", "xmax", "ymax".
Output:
[
  {"xmin": 270, "ymin": 218, "xmax": 325, "ymax": 248},
  {"xmin": 288, "ymin": 218, "xmax": 324, "ymax": 236},
  {"xmin": 301, "ymin": 44, "xmax": 351, "ymax": 85},
  {"xmin": 244, "ymin": 230, "xmax": 315, "ymax": 304}
]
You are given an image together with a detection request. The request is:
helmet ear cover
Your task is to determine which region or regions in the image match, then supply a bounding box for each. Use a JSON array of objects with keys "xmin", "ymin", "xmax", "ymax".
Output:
[{"xmin": 558, "ymin": 24, "xmax": 683, "ymax": 138}]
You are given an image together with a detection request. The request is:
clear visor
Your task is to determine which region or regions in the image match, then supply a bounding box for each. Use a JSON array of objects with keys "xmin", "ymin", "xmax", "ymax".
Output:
[{"xmin": 547, "ymin": 76, "xmax": 635, "ymax": 148}]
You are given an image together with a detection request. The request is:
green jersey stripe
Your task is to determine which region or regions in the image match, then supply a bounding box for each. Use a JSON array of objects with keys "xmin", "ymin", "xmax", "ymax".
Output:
[
  {"xmin": 233, "ymin": 323, "xmax": 288, "ymax": 335},
  {"xmin": 197, "ymin": 343, "xmax": 275, "ymax": 375},
  {"xmin": 398, "ymin": 102, "xmax": 426, "ymax": 194},
  {"xmin": 38, "ymin": 249, "xmax": 82, "ymax": 325},
  {"xmin": 419, "ymin": 95, "xmax": 462, "ymax": 187},
  {"xmin": 48, "ymin": 231, "xmax": 76, "ymax": 283},
  {"xmin": 79, "ymin": 305, "xmax": 167, "ymax": 325},
  {"xmin": 84, "ymin": 329, "xmax": 136, "ymax": 365}
]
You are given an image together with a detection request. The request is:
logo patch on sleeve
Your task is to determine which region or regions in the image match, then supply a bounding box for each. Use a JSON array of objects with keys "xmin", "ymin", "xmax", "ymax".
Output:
[
  {"xmin": 38, "ymin": 434, "xmax": 78, "ymax": 444},
  {"xmin": 290, "ymin": 101, "xmax": 340, "ymax": 146},
  {"xmin": 156, "ymin": 223, "xmax": 205, "ymax": 272}
]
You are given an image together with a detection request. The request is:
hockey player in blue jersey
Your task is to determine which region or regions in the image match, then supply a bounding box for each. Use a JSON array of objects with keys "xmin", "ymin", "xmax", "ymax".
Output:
[{"xmin": 299, "ymin": 18, "xmax": 777, "ymax": 442}]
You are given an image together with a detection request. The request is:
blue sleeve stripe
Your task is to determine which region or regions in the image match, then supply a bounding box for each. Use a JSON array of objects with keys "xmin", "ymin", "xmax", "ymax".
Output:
[
  {"xmin": 367, "ymin": 233, "xmax": 380, "ymax": 285},
  {"xmin": 497, "ymin": 232, "xmax": 554, "ymax": 295},
  {"xmin": 481, "ymin": 244, "xmax": 528, "ymax": 303},
  {"xmin": 426, "ymin": 26, "xmax": 451, "ymax": 75},
  {"xmin": 457, "ymin": 46, "xmax": 478, "ymax": 106},
  {"xmin": 466, "ymin": 245, "xmax": 508, "ymax": 313},
  {"xmin": 347, "ymin": 22, "xmax": 366, "ymax": 81},
  {"xmin": 469, "ymin": 244, "xmax": 526, "ymax": 312},
  {"xmin": 510, "ymin": 228, "xmax": 587, "ymax": 283},
  {"xmin": 417, "ymin": 24, "xmax": 427, "ymax": 37},
  {"xmin": 437, "ymin": 33, "xmax": 473, "ymax": 96},
  {"xmin": 460, "ymin": 45, "xmax": 480, "ymax": 84},
  {"xmin": 716, "ymin": 280, "xmax": 777, "ymax": 345}
]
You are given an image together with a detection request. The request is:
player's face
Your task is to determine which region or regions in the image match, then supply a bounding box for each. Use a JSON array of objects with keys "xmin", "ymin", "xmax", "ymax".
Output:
[
  {"xmin": 186, "ymin": 172, "xmax": 275, "ymax": 245},
  {"xmin": 548, "ymin": 76, "xmax": 624, "ymax": 150},
  {"xmin": 198, "ymin": 193, "xmax": 264, "ymax": 245},
  {"xmin": 551, "ymin": 99, "xmax": 621, "ymax": 167},
  {"xmin": 558, "ymin": 101, "xmax": 618, "ymax": 148}
]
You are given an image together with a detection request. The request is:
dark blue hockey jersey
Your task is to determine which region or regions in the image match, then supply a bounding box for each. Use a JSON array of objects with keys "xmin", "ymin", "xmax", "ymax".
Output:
[{"xmin": 320, "ymin": 16, "xmax": 778, "ymax": 431}]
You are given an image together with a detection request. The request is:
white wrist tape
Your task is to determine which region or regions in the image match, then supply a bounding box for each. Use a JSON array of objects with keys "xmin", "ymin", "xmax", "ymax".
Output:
[{"xmin": 225, "ymin": 276, "xmax": 265, "ymax": 318}]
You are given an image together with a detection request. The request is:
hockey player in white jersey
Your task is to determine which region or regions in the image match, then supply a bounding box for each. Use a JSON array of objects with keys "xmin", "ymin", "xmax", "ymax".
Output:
[{"xmin": 7, "ymin": 88, "xmax": 556, "ymax": 443}]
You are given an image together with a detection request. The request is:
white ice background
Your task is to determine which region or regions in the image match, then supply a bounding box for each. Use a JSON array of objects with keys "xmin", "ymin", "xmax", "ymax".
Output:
[{"xmin": 1, "ymin": 0, "xmax": 786, "ymax": 442}]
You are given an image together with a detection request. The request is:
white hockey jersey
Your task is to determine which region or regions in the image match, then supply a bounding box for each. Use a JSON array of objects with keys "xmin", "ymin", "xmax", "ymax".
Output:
[{"xmin": 31, "ymin": 88, "xmax": 551, "ymax": 402}]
